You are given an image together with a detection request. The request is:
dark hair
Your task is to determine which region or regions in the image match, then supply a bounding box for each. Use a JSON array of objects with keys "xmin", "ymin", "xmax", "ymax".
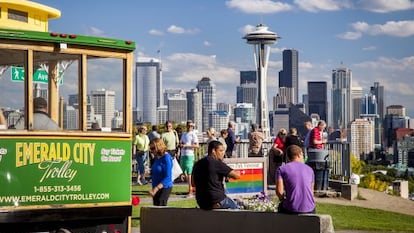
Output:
[
  {"xmin": 34, "ymin": 97, "xmax": 47, "ymax": 109},
  {"xmin": 208, "ymin": 140, "xmax": 223, "ymax": 155},
  {"xmin": 286, "ymin": 145, "xmax": 303, "ymax": 161}
]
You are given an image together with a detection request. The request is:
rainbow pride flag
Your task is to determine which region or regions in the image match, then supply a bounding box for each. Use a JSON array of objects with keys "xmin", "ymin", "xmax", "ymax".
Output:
[{"xmin": 226, "ymin": 162, "xmax": 264, "ymax": 195}]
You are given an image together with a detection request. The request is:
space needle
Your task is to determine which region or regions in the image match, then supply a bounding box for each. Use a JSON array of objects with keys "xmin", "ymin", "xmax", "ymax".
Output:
[{"xmin": 243, "ymin": 24, "xmax": 280, "ymax": 139}]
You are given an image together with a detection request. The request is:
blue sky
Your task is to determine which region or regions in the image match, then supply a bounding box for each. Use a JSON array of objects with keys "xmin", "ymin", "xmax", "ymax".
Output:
[{"xmin": 37, "ymin": 0, "xmax": 414, "ymax": 117}]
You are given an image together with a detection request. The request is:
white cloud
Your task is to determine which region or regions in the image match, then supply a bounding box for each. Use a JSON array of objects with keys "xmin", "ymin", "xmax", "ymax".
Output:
[
  {"xmin": 352, "ymin": 56, "xmax": 414, "ymax": 108},
  {"xmin": 226, "ymin": 0, "xmax": 293, "ymax": 14},
  {"xmin": 339, "ymin": 20, "xmax": 414, "ymax": 40},
  {"xmin": 239, "ymin": 24, "xmax": 257, "ymax": 35},
  {"xmin": 148, "ymin": 29, "xmax": 164, "ymax": 36},
  {"xmin": 356, "ymin": 0, "xmax": 414, "ymax": 13},
  {"xmin": 354, "ymin": 20, "xmax": 414, "ymax": 37},
  {"xmin": 337, "ymin": 31, "xmax": 362, "ymax": 40},
  {"xmin": 299, "ymin": 62, "xmax": 313, "ymax": 69},
  {"xmin": 294, "ymin": 0, "xmax": 351, "ymax": 12},
  {"xmin": 167, "ymin": 25, "xmax": 200, "ymax": 34}
]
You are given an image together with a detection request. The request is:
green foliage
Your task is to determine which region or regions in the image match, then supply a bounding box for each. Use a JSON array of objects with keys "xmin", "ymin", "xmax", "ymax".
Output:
[
  {"xmin": 351, "ymin": 156, "xmax": 365, "ymax": 174},
  {"xmin": 359, "ymin": 173, "xmax": 388, "ymax": 191}
]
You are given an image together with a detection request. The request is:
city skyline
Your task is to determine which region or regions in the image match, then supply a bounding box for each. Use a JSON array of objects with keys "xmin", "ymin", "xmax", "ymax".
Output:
[{"xmin": 26, "ymin": 1, "xmax": 414, "ymax": 117}]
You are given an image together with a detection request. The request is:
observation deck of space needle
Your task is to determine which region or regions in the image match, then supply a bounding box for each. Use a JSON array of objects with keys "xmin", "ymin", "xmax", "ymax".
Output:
[{"xmin": 243, "ymin": 23, "xmax": 280, "ymax": 140}]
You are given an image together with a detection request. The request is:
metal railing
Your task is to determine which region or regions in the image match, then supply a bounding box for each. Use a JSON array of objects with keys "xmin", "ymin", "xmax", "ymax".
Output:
[{"xmin": 195, "ymin": 140, "xmax": 351, "ymax": 183}]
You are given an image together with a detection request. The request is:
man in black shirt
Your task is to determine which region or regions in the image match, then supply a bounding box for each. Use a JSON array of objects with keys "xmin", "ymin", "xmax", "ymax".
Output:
[{"xmin": 192, "ymin": 141, "xmax": 240, "ymax": 210}]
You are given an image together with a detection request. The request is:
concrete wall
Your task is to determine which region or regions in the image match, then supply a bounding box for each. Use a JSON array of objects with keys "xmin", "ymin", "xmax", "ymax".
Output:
[{"xmin": 140, "ymin": 207, "xmax": 335, "ymax": 233}]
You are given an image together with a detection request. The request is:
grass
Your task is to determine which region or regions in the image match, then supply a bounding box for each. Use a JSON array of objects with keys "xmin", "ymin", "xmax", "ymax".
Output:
[{"xmin": 131, "ymin": 184, "xmax": 414, "ymax": 232}]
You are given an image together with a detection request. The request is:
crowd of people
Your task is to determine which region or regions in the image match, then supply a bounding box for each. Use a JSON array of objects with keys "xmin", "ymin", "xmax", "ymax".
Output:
[{"xmin": 133, "ymin": 119, "xmax": 328, "ymax": 214}]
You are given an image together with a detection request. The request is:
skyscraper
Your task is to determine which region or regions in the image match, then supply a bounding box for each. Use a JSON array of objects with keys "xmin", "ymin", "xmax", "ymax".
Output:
[
  {"xmin": 371, "ymin": 82, "xmax": 385, "ymax": 121},
  {"xmin": 331, "ymin": 65, "xmax": 352, "ymax": 129},
  {"xmin": 307, "ymin": 81, "xmax": 328, "ymax": 123},
  {"xmin": 167, "ymin": 96, "xmax": 187, "ymax": 124},
  {"xmin": 135, "ymin": 57, "xmax": 162, "ymax": 124},
  {"xmin": 90, "ymin": 89, "xmax": 115, "ymax": 128},
  {"xmin": 186, "ymin": 88, "xmax": 203, "ymax": 131},
  {"xmin": 360, "ymin": 92, "xmax": 381, "ymax": 146},
  {"xmin": 279, "ymin": 49, "xmax": 299, "ymax": 104},
  {"xmin": 240, "ymin": 70, "xmax": 256, "ymax": 84},
  {"xmin": 350, "ymin": 118, "xmax": 375, "ymax": 160},
  {"xmin": 196, "ymin": 77, "xmax": 216, "ymax": 132}
]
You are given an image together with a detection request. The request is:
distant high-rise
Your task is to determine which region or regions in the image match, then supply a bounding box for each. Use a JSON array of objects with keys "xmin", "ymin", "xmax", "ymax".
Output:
[
  {"xmin": 384, "ymin": 105, "xmax": 409, "ymax": 147},
  {"xmin": 350, "ymin": 118, "xmax": 375, "ymax": 160},
  {"xmin": 135, "ymin": 57, "xmax": 162, "ymax": 124},
  {"xmin": 331, "ymin": 65, "xmax": 352, "ymax": 129},
  {"xmin": 234, "ymin": 103, "xmax": 255, "ymax": 125},
  {"xmin": 196, "ymin": 77, "xmax": 216, "ymax": 132},
  {"xmin": 209, "ymin": 110, "xmax": 229, "ymax": 134},
  {"xmin": 186, "ymin": 89, "xmax": 203, "ymax": 131},
  {"xmin": 65, "ymin": 94, "xmax": 94, "ymax": 129},
  {"xmin": 237, "ymin": 83, "xmax": 257, "ymax": 106},
  {"xmin": 371, "ymin": 82, "xmax": 385, "ymax": 121},
  {"xmin": 279, "ymin": 49, "xmax": 299, "ymax": 104},
  {"xmin": 307, "ymin": 81, "xmax": 328, "ymax": 123},
  {"xmin": 240, "ymin": 71, "xmax": 256, "ymax": 84},
  {"xmin": 90, "ymin": 89, "xmax": 115, "ymax": 128},
  {"xmin": 352, "ymin": 86, "xmax": 363, "ymax": 122},
  {"xmin": 361, "ymin": 92, "xmax": 381, "ymax": 146},
  {"xmin": 167, "ymin": 96, "xmax": 187, "ymax": 124}
]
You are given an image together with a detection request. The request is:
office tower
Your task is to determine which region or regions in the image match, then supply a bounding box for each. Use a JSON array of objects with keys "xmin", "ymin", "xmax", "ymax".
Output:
[
  {"xmin": 234, "ymin": 103, "xmax": 255, "ymax": 125},
  {"xmin": 90, "ymin": 89, "xmax": 115, "ymax": 128},
  {"xmin": 384, "ymin": 105, "xmax": 409, "ymax": 147},
  {"xmin": 208, "ymin": 110, "xmax": 229, "ymax": 134},
  {"xmin": 111, "ymin": 110, "xmax": 123, "ymax": 129},
  {"xmin": 66, "ymin": 94, "xmax": 94, "ymax": 129},
  {"xmin": 272, "ymin": 94, "xmax": 286, "ymax": 110},
  {"xmin": 65, "ymin": 105, "xmax": 78, "ymax": 130},
  {"xmin": 237, "ymin": 83, "xmax": 257, "ymax": 106},
  {"xmin": 371, "ymin": 82, "xmax": 385, "ymax": 121},
  {"xmin": 216, "ymin": 102, "xmax": 234, "ymax": 122},
  {"xmin": 273, "ymin": 106, "xmax": 289, "ymax": 136},
  {"xmin": 395, "ymin": 130, "xmax": 414, "ymax": 167},
  {"xmin": 361, "ymin": 92, "xmax": 381, "ymax": 146},
  {"xmin": 196, "ymin": 77, "xmax": 216, "ymax": 132},
  {"xmin": 238, "ymin": 71, "xmax": 257, "ymax": 107},
  {"xmin": 186, "ymin": 89, "xmax": 203, "ymax": 131},
  {"xmin": 350, "ymin": 118, "xmax": 375, "ymax": 160},
  {"xmin": 163, "ymin": 89, "xmax": 186, "ymax": 106},
  {"xmin": 307, "ymin": 81, "xmax": 328, "ymax": 123},
  {"xmin": 167, "ymin": 96, "xmax": 187, "ymax": 124},
  {"xmin": 279, "ymin": 49, "xmax": 299, "ymax": 104},
  {"xmin": 352, "ymin": 86, "xmax": 363, "ymax": 122},
  {"xmin": 331, "ymin": 65, "xmax": 352, "ymax": 129},
  {"xmin": 244, "ymin": 24, "xmax": 280, "ymax": 139},
  {"xmin": 135, "ymin": 57, "xmax": 162, "ymax": 124},
  {"xmin": 156, "ymin": 105, "xmax": 168, "ymax": 125},
  {"xmin": 240, "ymin": 70, "xmax": 256, "ymax": 84}
]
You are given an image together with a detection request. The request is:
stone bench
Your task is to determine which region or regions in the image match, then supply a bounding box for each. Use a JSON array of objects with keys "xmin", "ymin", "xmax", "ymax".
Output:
[{"xmin": 140, "ymin": 206, "xmax": 335, "ymax": 233}]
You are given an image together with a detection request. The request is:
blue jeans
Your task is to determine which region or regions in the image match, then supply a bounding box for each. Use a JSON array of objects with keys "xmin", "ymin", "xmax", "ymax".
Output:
[
  {"xmin": 219, "ymin": 196, "xmax": 239, "ymax": 209},
  {"xmin": 136, "ymin": 151, "xmax": 148, "ymax": 175}
]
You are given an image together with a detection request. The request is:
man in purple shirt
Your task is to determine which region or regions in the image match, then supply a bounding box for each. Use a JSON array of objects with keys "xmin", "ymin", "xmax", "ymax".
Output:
[{"xmin": 276, "ymin": 145, "xmax": 315, "ymax": 214}]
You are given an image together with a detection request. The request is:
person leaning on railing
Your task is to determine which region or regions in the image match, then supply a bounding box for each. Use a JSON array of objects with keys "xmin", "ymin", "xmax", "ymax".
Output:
[{"xmin": 308, "ymin": 120, "xmax": 327, "ymax": 149}]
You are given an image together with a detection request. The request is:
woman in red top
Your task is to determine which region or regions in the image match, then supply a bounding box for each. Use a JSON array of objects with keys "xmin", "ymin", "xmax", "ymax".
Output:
[{"xmin": 272, "ymin": 128, "xmax": 287, "ymax": 162}]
